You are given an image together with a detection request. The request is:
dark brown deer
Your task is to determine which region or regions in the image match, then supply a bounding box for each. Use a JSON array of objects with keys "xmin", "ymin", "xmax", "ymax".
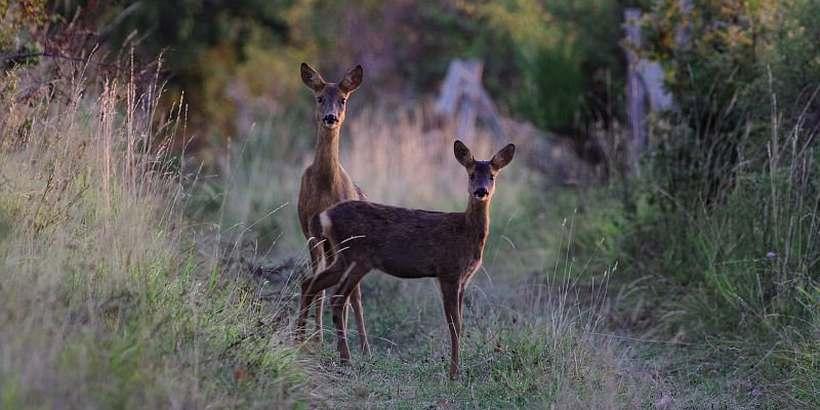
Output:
[
  {"xmin": 297, "ymin": 62, "xmax": 370, "ymax": 355},
  {"xmin": 297, "ymin": 140, "xmax": 516, "ymax": 379}
]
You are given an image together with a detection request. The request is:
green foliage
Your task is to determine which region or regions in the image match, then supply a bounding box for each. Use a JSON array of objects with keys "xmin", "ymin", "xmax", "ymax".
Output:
[
  {"xmin": 643, "ymin": 0, "xmax": 820, "ymax": 201},
  {"xmin": 87, "ymin": 0, "xmax": 317, "ymax": 135},
  {"xmin": 637, "ymin": 0, "xmax": 820, "ymax": 305},
  {"xmin": 607, "ymin": 1, "xmax": 820, "ymax": 404},
  {"xmin": 0, "ymin": 0, "xmax": 47, "ymax": 67},
  {"xmin": 517, "ymin": 49, "xmax": 585, "ymax": 131},
  {"xmin": 315, "ymin": 273, "xmax": 646, "ymax": 408},
  {"xmin": 66, "ymin": 0, "xmax": 631, "ymax": 138},
  {"xmin": 474, "ymin": 0, "xmax": 625, "ymax": 131}
]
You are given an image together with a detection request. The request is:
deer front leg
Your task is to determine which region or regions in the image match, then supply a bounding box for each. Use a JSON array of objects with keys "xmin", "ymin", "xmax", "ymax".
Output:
[
  {"xmin": 331, "ymin": 289, "xmax": 351, "ymax": 363},
  {"xmin": 330, "ymin": 263, "xmax": 369, "ymax": 364},
  {"xmin": 458, "ymin": 282, "xmax": 466, "ymax": 335},
  {"xmin": 439, "ymin": 279, "xmax": 462, "ymax": 380},
  {"xmin": 350, "ymin": 283, "xmax": 371, "ymax": 356}
]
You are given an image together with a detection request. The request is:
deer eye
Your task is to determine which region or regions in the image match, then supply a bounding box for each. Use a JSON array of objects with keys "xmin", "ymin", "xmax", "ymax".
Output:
[
  {"xmin": 317, "ymin": 97, "xmax": 324, "ymax": 103},
  {"xmin": 489, "ymin": 174, "xmax": 495, "ymax": 180},
  {"xmin": 339, "ymin": 97, "xmax": 346, "ymax": 105}
]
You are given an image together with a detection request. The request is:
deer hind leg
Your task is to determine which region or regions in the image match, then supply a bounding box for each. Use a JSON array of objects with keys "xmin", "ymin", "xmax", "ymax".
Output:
[
  {"xmin": 312, "ymin": 237, "xmax": 329, "ymax": 345},
  {"xmin": 315, "ymin": 226, "xmax": 370, "ymax": 355},
  {"xmin": 296, "ymin": 237, "xmax": 320, "ymax": 343},
  {"xmin": 297, "ymin": 251, "xmax": 344, "ymax": 345},
  {"xmin": 439, "ymin": 279, "xmax": 462, "ymax": 380},
  {"xmin": 312, "ymin": 290, "xmax": 325, "ymax": 344},
  {"xmin": 312, "ymin": 237, "xmax": 337, "ymax": 345},
  {"xmin": 330, "ymin": 263, "xmax": 370, "ymax": 364}
]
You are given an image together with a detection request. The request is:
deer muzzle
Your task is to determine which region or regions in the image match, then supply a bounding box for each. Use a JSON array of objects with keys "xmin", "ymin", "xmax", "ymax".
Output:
[{"xmin": 322, "ymin": 114, "xmax": 339, "ymax": 126}]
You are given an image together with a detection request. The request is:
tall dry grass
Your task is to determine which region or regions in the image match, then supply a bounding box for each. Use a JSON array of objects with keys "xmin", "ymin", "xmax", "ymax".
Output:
[
  {"xmin": 0, "ymin": 60, "xmax": 309, "ymax": 408},
  {"xmin": 0, "ymin": 60, "xmax": 185, "ymax": 406}
]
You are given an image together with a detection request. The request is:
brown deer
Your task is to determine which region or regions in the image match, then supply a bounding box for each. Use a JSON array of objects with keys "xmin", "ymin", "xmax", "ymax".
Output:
[
  {"xmin": 297, "ymin": 62, "xmax": 370, "ymax": 355},
  {"xmin": 297, "ymin": 140, "xmax": 516, "ymax": 379}
]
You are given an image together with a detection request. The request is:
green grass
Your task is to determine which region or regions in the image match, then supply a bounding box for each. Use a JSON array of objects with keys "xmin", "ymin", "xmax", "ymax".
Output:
[
  {"xmin": 302, "ymin": 275, "xmax": 647, "ymax": 409},
  {"xmin": 593, "ymin": 104, "xmax": 820, "ymax": 409}
]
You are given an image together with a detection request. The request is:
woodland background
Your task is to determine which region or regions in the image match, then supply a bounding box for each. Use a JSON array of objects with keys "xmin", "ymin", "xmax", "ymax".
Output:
[{"xmin": 1, "ymin": 0, "xmax": 818, "ymax": 408}]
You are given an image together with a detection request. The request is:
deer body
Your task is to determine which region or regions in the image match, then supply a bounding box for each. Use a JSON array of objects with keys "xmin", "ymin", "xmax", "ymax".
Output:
[
  {"xmin": 296, "ymin": 63, "xmax": 370, "ymax": 354},
  {"xmin": 317, "ymin": 202, "xmax": 488, "ymax": 281},
  {"xmin": 298, "ymin": 141, "xmax": 515, "ymax": 379}
]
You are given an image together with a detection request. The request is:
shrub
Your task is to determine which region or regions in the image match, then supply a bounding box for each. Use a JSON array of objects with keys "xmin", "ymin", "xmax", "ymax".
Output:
[{"xmin": 616, "ymin": 1, "xmax": 820, "ymax": 404}]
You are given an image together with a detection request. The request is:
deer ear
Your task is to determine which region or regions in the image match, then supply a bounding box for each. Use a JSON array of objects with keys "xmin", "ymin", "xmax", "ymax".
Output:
[
  {"xmin": 491, "ymin": 143, "xmax": 515, "ymax": 170},
  {"xmin": 454, "ymin": 140, "xmax": 474, "ymax": 168},
  {"xmin": 301, "ymin": 62, "xmax": 326, "ymax": 92},
  {"xmin": 339, "ymin": 64, "xmax": 363, "ymax": 93}
]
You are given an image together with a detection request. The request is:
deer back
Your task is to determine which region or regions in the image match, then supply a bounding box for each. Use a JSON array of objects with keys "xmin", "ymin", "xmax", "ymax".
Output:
[{"xmin": 317, "ymin": 201, "xmax": 487, "ymax": 280}]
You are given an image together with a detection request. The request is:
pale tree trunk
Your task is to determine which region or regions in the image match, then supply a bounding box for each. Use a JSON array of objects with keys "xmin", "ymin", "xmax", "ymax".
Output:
[
  {"xmin": 623, "ymin": 7, "xmax": 674, "ymax": 175},
  {"xmin": 435, "ymin": 59, "xmax": 505, "ymax": 143}
]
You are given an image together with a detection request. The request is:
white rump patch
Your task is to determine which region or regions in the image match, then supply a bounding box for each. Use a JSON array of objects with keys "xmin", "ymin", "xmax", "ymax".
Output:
[{"xmin": 319, "ymin": 211, "xmax": 332, "ymax": 237}]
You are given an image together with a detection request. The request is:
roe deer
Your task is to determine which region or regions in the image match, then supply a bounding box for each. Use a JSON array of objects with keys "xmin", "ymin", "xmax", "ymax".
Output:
[
  {"xmin": 296, "ymin": 62, "xmax": 370, "ymax": 354},
  {"xmin": 297, "ymin": 140, "xmax": 516, "ymax": 379}
]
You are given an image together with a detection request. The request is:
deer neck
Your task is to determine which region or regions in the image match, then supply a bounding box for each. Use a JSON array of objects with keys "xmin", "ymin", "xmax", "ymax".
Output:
[
  {"xmin": 464, "ymin": 197, "xmax": 491, "ymax": 245},
  {"xmin": 313, "ymin": 125, "xmax": 342, "ymax": 176}
]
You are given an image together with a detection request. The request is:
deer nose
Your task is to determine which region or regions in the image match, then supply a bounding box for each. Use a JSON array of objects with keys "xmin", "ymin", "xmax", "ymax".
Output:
[
  {"xmin": 473, "ymin": 188, "xmax": 489, "ymax": 199},
  {"xmin": 323, "ymin": 114, "xmax": 338, "ymax": 125}
]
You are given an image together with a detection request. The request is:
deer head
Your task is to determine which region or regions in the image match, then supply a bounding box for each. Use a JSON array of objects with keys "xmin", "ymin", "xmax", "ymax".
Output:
[
  {"xmin": 301, "ymin": 63, "xmax": 363, "ymax": 130},
  {"xmin": 454, "ymin": 140, "xmax": 516, "ymax": 201}
]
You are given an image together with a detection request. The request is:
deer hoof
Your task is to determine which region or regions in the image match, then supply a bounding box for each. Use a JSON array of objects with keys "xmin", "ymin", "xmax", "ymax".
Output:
[{"xmin": 361, "ymin": 342, "xmax": 372, "ymax": 357}]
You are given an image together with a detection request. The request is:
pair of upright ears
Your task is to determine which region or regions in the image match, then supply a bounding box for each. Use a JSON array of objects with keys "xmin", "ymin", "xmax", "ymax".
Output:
[
  {"xmin": 301, "ymin": 63, "xmax": 363, "ymax": 94},
  {"xmin": 454, "ymin": 140, "xmax": 516, "ymax": 170}
]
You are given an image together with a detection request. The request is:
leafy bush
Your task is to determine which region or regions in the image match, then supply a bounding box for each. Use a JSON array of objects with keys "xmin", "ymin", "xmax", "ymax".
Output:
[
  {"xmin": 614, "ymin": 1, "xmax": 820, "ymax": 404},
  {"xmin": 643, "ymin": 0, "xmax": 820, "ymax": 203}
]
